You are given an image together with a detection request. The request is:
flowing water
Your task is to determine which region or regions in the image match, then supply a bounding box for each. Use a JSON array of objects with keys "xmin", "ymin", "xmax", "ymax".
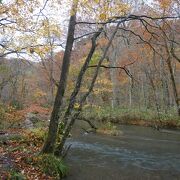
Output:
[{"xmin": 64, "ymin": 125, "xmax": 180, "ymax": 180}]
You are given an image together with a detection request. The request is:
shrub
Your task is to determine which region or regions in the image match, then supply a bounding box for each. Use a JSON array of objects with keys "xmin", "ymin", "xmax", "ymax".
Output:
[
  {"xmin": 97, "ymin": 121, "xmax": 119, "ymax": 136},
  {"xmin": 0, "ymin": 103, "xmax": 23, "ymax": 129},
  {"xmin": 24, "ymin": 128, "xmax": 47, "ymax": 146}
]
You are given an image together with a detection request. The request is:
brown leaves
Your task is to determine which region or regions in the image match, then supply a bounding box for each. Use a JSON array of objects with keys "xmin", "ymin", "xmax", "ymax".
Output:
[{"xmin": 0, "ymin": 129, "xmax": 54, "ymax": 179}]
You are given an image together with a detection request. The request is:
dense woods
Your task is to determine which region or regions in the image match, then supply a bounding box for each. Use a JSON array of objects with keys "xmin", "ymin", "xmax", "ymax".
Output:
[{"xmin": 0, "ymin": 0, "xmax": 180, "ymax": 179}]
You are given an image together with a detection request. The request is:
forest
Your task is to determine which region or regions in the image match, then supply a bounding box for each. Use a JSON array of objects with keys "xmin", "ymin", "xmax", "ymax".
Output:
[{"xmin": 0, "ymin": 0, "xmax": 180, "ymax": 179}]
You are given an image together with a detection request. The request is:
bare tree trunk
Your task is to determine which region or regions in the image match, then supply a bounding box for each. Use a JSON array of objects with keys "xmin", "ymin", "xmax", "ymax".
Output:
[
  {"xmin": 49, "ymin": 49, "xmax": 55, "ymax": 105},
  {"xmin": 41, "ymin": 0, "xmax": 78, "ymax": 154},
  {"xmin": 160, "ymin": 59, "xmax": 170, "ymax": 113},
  {"xmin": 162, "ymin": 28, "xmax": 180, "ymax": 116},
  {"xmin": 108, "ymin": 50, "xmax": 120, "ymax": 108},
  {"xmin": 144, "ymin": 68, "xmax": 160, "ymax": 116},
  {"xmin": 166, "ymin": 56, "xmax": 180, "ymax": 116},
  {"xmin": 129, "ymin": 78, "xmax": 132, "ymax": 107}
]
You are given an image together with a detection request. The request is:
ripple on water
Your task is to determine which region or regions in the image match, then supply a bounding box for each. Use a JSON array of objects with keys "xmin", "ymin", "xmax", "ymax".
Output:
[{"xmin": 65, "ymin": 140, "xmax": 180, "ymax": 172}]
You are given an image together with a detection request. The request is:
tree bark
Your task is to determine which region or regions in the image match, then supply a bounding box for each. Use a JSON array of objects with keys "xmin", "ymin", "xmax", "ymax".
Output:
[
  {"xmin": 41, "ymin": 0, "xmax": 78, "ymax": 154},
  {"xmin": 108, "ymin": 50, "xmax": 120, "ymax": 108},
  {"xmin": 160, "ymin": 58, "xmax": 170, "ymax": 113},
  {"xmin": 162, "ymin": 29, "xmax": 180, "ymax": 116}
]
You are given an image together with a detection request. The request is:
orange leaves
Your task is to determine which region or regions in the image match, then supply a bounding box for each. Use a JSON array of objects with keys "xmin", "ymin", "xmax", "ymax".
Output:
[
  {"xmin": 17, "ymin": 104, "xmax": 50, "ymax": 116},
  {"xmin": 0, "ymin": 128, "xmax": 54, "ymax": 179},
  {"xmin": 98, "ymin": 37, "xmax": 109, "ymax": 47},
  {"xmin": 155, "ymin": 0, "xmax": 172, "ymax": 9}
]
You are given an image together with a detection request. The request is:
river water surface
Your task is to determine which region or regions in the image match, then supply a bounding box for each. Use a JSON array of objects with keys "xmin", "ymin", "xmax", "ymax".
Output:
[{"xmin": 64, "ymin": 125, "xmax": 180, "ymax": 180}]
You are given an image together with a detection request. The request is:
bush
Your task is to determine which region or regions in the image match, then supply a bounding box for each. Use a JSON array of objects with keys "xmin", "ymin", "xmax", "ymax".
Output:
[
  {"xmin": 24, "ymin": 128, "xmax": 47, "ymax": 146},
  {"xmin": 0, "ymin": 103, "xmax": 23, "ymax": 129},
  {"xmin": 97, "ymin": 121, "xmax": 119, "ymax": 136}
]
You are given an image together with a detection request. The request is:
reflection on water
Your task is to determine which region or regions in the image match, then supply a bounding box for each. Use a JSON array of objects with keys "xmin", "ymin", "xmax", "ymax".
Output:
[{"xmin": 64, "ymin": 125, "xmax": 180, "ymax": 180}]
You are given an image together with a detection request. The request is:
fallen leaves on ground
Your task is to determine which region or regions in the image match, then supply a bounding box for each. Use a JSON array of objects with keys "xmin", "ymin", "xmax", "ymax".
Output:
[{"xmin": 0, "ymin": 128, "xmax": 55, "ymax": 180}]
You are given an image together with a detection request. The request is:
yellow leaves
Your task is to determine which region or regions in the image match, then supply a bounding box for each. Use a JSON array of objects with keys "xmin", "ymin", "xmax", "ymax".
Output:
[
  {"xmin": 16, "ymin": 47, "xmax": 22, "ymax": 52},
  {"xmin": 79, "ymin": 0, "xmax": 130, "ymax": 22},
  {"xmin": 92, "ymin": 78, "xmax": 112, "ymax": 95},
  {"xmin": 114, "ymin": 2, "xmax": 130, "ymax": 15},
  {"xmin": 94, "ymin": 0, "xmax": 99, "ymax": 3},
  {"xmin": 39, "ymin": 20, "xmax": 61, "ymax": 38},
  {"xmin": 10, "ymin": 5, "xmax": 19, "ymax": 16},
  {"xmin": 93, "ymin": 87, "xmax": 112, "ymax": 95},
  {"xmin": 28, "ymin": 6, "xmax": 34, "ymax": 13},
  {"xmin": 156, "ymin": 0, "xmax": 172, "ymax": 9},
  {"xmin": 96, "ymin": 1, "xmax": 130, "ymax": 22},
  {"xmin": 99, "ymin": 13, "xmax": 107, "ymax": 21},
  {"xmin": 74, "ymin": 103, "xmax": 80, "ymax": 109},
  {"xmin": 70, "ymin": 0, "xmax": 79, "ymax": 16},
  {"xmin": 1, "ymin": 0, "xmax": 39, "ymax": 32},
  {"xmin": 29, "ymin": 46, "xmax": 51, "ymax": 58},
  {"xmin": 16, "ymin": 0, "xmax": 25, "ymax": 6},
  {"xmin": 34, "ymin": 89, "xmax": 47, "ymax": 99},
  {"xmin": 96, "ymin": 78, "xmax": 112, "ymax": 86}
]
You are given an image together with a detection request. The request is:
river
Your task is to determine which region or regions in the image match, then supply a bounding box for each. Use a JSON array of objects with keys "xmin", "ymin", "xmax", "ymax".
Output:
[{"xmin": 64, "ymin": 125, "xmax": 180, "ymax": 180}]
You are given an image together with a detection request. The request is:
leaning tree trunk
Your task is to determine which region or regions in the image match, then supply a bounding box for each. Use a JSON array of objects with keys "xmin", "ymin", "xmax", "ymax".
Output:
[
  {"xmin": 41, "ymin": 0, "xmax": 78, "ymax": 154},
  {"xmin": 56, "ymin": 22, "xmax": 121, "ymax": 156}
]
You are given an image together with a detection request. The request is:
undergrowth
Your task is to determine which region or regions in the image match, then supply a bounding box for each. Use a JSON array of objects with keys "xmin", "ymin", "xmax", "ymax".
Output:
[
  {"xmin": 36, "ymin": 154, "xmax": 68, "ymax": 179},
  {"xmin": 81, "ymin": 105, "xmax": 180, "ymax": 128}
]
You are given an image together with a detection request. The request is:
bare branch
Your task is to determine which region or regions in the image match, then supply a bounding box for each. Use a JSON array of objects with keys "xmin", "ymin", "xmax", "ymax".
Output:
[{"xmin": 88, "ymin": 61, "xmax": 135, "ymax": 79}]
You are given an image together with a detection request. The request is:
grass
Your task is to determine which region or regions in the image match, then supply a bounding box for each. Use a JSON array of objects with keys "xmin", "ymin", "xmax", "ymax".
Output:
[
  {"xmin": 81, "ymin": 105, "xmax": 180, "ymax": 128},
  {"xmin": 37, "ymin": 154, "xmax": 68, "ymax": 178},
  {"xmin": 97, "ymin": 121, "xmax": 120, "ymax": 136},
  {"xmin": 9, "ymin": 170, "xmax": 25, "ymax": 180}
]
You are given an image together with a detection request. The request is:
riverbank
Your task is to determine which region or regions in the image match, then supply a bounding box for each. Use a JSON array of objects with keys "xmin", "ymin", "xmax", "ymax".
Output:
[
  {"xmin": 0, "ymin": 128, "xmax": 67, "ymax": 179},
  {"xmin": 0, "ymin": 105, "xmax": 179, "ymax": 179},
  {"xmin": 81, "ymin": 106, "xmax": 180, "ymax": 130}
]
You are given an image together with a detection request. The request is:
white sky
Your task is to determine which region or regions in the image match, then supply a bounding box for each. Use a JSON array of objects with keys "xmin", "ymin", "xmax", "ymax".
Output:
[{"xmin": 1, "ymin": 0, "xmax": 172, "ymax": 61}]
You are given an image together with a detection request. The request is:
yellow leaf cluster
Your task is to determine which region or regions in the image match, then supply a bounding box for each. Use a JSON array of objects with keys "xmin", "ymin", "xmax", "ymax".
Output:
[
  {"xmin": 156, "ymin": 0, "xmax": 172, "ymax": 9},
  {"xmin": 34, "ymin": 89, "xmax": 47, "ymax": 98},
  {"xmin": 96, "ymin": 79, "xmax": 112, "ymax": 86},
  {"xmin": 74, "ymin": 103, "xmax": 80, "ymax": 109}
]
